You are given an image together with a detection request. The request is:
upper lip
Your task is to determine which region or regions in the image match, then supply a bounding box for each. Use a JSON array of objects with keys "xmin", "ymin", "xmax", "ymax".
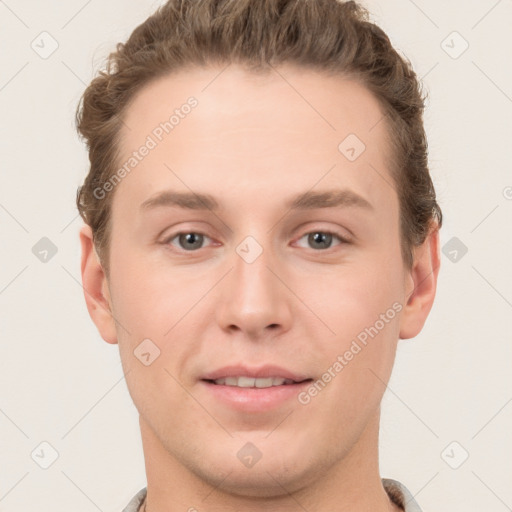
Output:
[{"xmin": 201, "ymin": 365, "xmax": 311, "ymax": 382}]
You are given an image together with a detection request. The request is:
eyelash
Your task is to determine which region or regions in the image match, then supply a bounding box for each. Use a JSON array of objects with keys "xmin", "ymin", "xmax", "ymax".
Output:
[{"xmin": 161, "ymin": 229, "xmax": 351, "ymax": 254}]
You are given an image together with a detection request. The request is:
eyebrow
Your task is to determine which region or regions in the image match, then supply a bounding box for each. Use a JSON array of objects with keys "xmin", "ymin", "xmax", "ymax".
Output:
[{"xmin": 139, "ymin": 188, "xmax": 373, "ymax": 212}]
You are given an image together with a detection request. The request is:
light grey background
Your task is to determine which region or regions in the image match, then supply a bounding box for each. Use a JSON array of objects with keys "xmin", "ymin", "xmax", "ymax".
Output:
[{"xmin": 1, "ymin": 0, "xmax": 511, "ymax": 510}]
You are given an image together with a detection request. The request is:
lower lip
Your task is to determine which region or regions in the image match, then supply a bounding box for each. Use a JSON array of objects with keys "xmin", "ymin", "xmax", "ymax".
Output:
[{"xmin": 200, "ymin": 380, "xmax": 312, "ymax": 412}]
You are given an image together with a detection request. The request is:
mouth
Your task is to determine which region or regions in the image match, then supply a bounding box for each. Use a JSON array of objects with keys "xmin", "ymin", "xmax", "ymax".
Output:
[
  {"xmin": 199, "ymin": 367, "xmax": 314, "ymax": 412},
  {"xmin": 202, "ymin": 375, "xmax": 313, "ymax": 389},
  {"xmin": 202, "ymin": 376, "xmax": 313, "ymax": 388}
]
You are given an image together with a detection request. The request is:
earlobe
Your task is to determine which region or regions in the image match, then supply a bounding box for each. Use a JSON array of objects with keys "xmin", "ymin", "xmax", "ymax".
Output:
[
  {"xmin": 399, "ymin": 226, "xmax": 441, "ymax": 340},
  {"xmin": 79, "ymin": 224, "xmax": 118, "ymax": 344}
]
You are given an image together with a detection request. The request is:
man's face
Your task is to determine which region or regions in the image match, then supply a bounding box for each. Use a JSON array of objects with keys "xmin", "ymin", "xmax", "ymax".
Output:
[{"xmin": 96, "ymin": 65, "xmax": 414, "ymax": 493}]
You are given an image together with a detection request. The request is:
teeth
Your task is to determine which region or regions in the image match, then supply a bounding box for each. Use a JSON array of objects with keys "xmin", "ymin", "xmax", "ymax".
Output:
[
  {"xmin": 237, "ymin": 376, "xmax": 255, "ymax": 387},
  {"xmin": 212, "ymin": 376, "xmax": 295, "ymax": 388},
  {"xmin": 257, "ymin": 378, "xmax": 276, "ymax": 388}
]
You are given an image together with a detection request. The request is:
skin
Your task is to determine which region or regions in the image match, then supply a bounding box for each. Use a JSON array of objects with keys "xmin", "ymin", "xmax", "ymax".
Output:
[{"xmin": 80, "ymin": 64, "xmax": 440, "ymax": 512}]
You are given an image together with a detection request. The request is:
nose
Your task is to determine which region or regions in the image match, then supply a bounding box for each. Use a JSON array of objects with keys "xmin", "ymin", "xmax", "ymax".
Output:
[{"xmin": 215, "ymin": 238, "xmax": 293, "ymax": 341}]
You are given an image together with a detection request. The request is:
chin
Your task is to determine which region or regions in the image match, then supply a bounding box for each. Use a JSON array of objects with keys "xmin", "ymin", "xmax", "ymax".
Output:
[
  {"xmin": 187, "ymin": 451, "xmax": 318, "ymax": 499},
  {"xmin": 202, "ymin": 469, "xmax": 304, "ymax": 498}
]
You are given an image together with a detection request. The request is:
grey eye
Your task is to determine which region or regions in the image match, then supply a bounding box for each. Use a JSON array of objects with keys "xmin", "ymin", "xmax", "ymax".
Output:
[
  {"xmin": 168, "ymin": 232, "xmax": 207, "ymax": 251},
  {"xmin": 309, "ymin": 232, "xmax": 333, "ymax": 250},
  {"xmin": 296, "ymin": 231, "xmax": 343, "ymax": 250}
]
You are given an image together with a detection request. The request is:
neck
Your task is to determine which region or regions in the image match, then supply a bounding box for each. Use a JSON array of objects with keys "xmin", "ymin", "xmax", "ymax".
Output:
[{"xmin": 139, "ymin": 408, "xmax": 400, "ymax": 512}]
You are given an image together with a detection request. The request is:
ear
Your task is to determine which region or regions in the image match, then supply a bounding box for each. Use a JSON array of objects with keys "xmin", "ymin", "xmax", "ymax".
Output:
[
  {"xmin": 399, "ymin": 226, "xmax": 441, "ymax": 340},
  {"xmin": 79, "ymin": 224, "xmax": 118, "ymax": 344}
]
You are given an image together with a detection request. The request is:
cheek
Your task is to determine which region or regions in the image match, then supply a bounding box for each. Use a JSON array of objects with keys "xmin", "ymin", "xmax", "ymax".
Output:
[
  {"xmin": 110, "ymin": 251, "xmax": 206, "ymax": 377},
  {"xmin": 109, "ymin": 249, "xmax": 181, "ymax": 326},
  {"xmin": 310, "ymin": 261, "xmax": 403, "ymax": 338},
  {"xmin": 302, "ymin": 259, "xmax": 403, "ymax": 399}
]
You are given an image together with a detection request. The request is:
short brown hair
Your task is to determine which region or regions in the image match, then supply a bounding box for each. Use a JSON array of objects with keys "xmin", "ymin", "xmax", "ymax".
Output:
[{"xmin": 76, "ymin": 0, "xmax": 442, "ymax": 277}]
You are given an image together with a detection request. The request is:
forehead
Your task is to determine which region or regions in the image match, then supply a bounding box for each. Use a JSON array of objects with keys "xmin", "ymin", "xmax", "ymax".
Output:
[{"xmin": 113, "ymin": 64, "xmax": 395, "ymax": 218}]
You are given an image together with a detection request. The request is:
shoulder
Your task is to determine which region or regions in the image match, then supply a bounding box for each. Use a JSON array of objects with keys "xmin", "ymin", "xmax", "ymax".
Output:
[
  {"xmin": 122, "ymin": 487, "xmax": 147, "ymax": 512},
  {"xmin": 382, "ymin": 478, "xmax": 424, "ymax": 512}
]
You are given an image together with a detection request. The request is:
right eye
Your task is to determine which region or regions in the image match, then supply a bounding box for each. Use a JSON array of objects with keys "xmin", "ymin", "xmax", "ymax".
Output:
[{"xmin": 163, "ymin": 231, "xmax": 214, "ymax": 252}]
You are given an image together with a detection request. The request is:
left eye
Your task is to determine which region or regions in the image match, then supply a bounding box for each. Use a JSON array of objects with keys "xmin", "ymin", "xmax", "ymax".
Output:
[{"xmin": 295, "ymin": 231, "xmax": 347, "ymax": 251}]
